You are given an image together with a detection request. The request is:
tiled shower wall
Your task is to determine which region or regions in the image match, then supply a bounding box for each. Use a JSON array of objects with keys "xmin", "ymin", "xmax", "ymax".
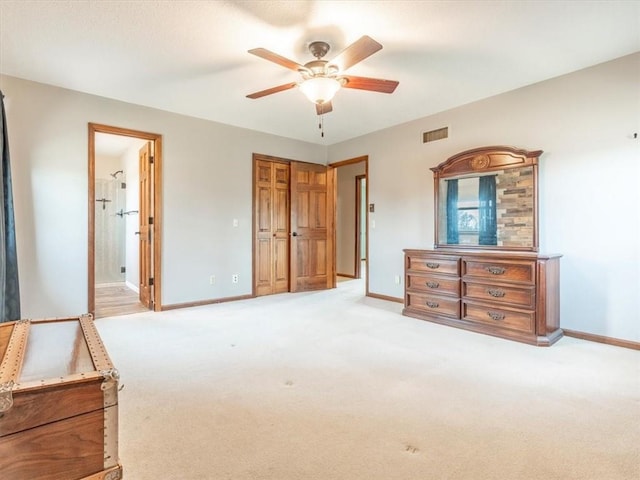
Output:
[{"xmin": 95, "ymin": 177, "xmax": 126, "ymax": 284}]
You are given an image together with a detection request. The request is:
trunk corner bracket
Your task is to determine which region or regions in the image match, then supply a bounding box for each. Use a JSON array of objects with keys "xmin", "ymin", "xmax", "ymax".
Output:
[
  {"xmin": 100, "ymin": 368, "xmax": 120, "ymax": 390},
  {"xmin": 0, "ymin": 380, "xmax": 15, "ymax": 413}
]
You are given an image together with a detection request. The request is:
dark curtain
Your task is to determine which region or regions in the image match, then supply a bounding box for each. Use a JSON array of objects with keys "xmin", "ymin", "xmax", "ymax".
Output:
[
  {"xmin": 1, "ymin": 91, "xmax": 21, "ymax": 322},
  {"xmin": 478, "ymin": 175, "xmax": 497, "ymax": 245},
  {"xmin": 446, "ymin": 179, "xmax": 459, "ymax": 244}
]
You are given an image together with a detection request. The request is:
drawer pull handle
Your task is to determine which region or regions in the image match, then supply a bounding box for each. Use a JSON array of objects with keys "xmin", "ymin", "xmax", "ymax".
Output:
[
  {"xmin": 487, "ymin": 288, "xmax": 506, "ymax": 298},
  {"xmin": 487, "ymin": 311, "xmax": 505, "ymax": 321},
  {"xmin": 426, "ymin": 301, "xmax": 439, "ymax": 309},
  {"xmin": 426, "ymin": 281, "xmax": 440, "ymax": 289},
  {"xmin": 425, "ymin": 262, "xmax": 440, "ymax": 269},
  {"xmin": 486, "ymin": 266, "xmax": 506, "ymax": 275}
]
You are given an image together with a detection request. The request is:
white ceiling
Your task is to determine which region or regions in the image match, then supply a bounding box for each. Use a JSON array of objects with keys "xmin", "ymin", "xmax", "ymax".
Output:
[
  {"xmin": 1, "ymin": 1, "xmax": 638, "ymax": 146},
  {"xmin": 95, "ymin": 132, "xmax": 148, "ymax": 158}
]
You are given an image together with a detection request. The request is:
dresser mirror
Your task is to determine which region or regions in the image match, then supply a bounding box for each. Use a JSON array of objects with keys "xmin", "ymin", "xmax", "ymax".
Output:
[{"xmin": 431, "ymin": 146, "xmax": 541, "ymax": 251}]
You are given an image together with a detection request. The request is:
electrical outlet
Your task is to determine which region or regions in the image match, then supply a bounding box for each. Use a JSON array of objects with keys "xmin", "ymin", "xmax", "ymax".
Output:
[
  {"xmin": 232, "ymin": 274, "xmax": 239, "ymax": 284},
  {"xmin": 209, "ymin": 275, "xmax": 215, "ymax": 285},
  {"xmin": 394, "ymin": 275, "xmax": 401, "ymax": 285}
]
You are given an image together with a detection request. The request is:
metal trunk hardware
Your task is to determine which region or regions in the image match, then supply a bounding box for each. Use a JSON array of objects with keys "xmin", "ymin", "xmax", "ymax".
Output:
[{"xmin": 0, "ymin": 380, "xmax": 14, "ymax": 413}]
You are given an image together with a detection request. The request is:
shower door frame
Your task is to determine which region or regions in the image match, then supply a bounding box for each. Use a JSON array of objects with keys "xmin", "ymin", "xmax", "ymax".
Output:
[{"xmin": 88, "ymin": 123, "xmax": 163, "ymax": 314}]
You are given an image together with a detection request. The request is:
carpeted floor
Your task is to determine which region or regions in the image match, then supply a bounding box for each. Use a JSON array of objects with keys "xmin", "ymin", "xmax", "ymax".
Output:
[{"xmin": 95, "ymin": 278, "xmax": 640, "ymax": 480}]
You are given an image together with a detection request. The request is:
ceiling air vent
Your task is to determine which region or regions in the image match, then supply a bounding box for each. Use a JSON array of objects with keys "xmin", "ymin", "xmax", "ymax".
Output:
[{"xmin": 423, "ymin": 127, "xmax": 448, "ymax": 143}]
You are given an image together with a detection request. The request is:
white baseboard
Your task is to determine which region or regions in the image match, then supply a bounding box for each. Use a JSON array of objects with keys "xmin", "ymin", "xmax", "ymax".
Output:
[{"xmin": 126, "ymin": 280, "xmax": 139, "ymax": 293}]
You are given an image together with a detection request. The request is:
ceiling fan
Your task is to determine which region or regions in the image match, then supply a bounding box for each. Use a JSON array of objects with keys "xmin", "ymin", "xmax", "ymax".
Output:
[{"xmin": 246, "ymin": 35, "xmax": 399, "ymax": 116}]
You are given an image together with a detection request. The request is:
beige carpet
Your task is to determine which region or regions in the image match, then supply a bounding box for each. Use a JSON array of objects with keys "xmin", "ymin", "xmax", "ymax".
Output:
[{"xmin": 95, "ymin": 278, "xmax": 640, "ymax": 480}]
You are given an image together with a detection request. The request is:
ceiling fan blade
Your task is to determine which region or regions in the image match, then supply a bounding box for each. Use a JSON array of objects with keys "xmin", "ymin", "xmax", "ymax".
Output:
[
  {"xmin": 246, "ymin": 82, "xmax": 298, "ymax": 99},
  {"xmin": 330, "ymin": 35, "xmax": 382, "ymax": 71},
  {"xmin": 342, "ymin": 75, "xmax": 399, "ymax": 94},
  {"xmin": 248, "ymin": 48, "xmax": 306, "ymax": 71},
  {"xmin": 315, "ymin": 101, "xmax": 333, "ymax": 115}
]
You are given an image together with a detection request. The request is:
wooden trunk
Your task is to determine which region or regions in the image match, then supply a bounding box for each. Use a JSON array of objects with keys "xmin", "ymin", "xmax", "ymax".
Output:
[{"xmin": 0, "ymin": 315, "xmax": 122, "ymax": 480}]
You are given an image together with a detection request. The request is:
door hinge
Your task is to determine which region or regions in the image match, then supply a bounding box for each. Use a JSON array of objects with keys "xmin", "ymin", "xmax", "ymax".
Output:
[
  {"xmin": 149, "ymin": 155, "xmax": 154, "ymax": 164},
  {"xmin": 149, "ymin": 278, "xmax": 154, "ymax": 286},
  {"xmin": 149, "ymin": 217, "xmax": 154, "ymax": 225}
]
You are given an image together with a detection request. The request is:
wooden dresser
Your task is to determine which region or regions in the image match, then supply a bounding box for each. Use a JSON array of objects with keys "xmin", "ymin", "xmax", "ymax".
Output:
[{"xmin": 403, "ymin": 249, "xmax": 562, "ymax": 346}]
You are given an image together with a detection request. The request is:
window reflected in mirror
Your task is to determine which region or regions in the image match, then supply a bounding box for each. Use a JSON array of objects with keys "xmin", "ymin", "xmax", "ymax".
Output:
[{"xmin": 437, "ymin": 167, "xmax": 534, "ymax": 248}]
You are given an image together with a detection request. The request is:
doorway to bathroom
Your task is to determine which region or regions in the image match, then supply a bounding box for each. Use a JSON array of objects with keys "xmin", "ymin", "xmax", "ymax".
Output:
[{"xmin": 88, "ymin": 123, "xmax": 163, "ymax": 318}]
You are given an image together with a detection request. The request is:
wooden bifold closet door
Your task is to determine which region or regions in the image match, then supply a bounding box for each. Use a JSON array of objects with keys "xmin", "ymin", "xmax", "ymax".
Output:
[
  {"xmin": 254, "ymin": 158, "xmax": 290, "ymax": 296},
  {"xmin": 289, "ymin": 161, "xmax": 335, "ymax": 292},
  {"xmin": 253, "ymin": 155, "xmax": 335, "ymax": 296}
]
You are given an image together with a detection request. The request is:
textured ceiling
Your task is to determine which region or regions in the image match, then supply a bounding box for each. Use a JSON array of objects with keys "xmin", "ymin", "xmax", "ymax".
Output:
[{"xmin": 1, "ymin": 1, "xmax": 638, "ymax": 145}]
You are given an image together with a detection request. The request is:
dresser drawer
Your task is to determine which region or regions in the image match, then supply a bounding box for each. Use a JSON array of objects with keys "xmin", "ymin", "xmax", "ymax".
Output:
[
  {"xmin": 462, "ymin": 259, "xmax": 535, "ymax": 284},
  {"xmin": 406, "ymin": 293, "xmax": 460, "ymax": 319},
  {"xmin": 407, "ymin": 274, "xmax": 460, "ymax": 297},
  {"xmin": 463, "ymin": 281, "xmax": 535, "ymax": 308},
  {"xmin": 407, "ymin": 255, "xmax": 459, "ymax": 276},
  {"xmin": 462, "ymin": 301, "xmax": 534, "ymax": 334}
]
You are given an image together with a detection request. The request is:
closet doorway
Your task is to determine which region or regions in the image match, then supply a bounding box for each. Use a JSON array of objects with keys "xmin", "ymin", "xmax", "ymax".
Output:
[
  {"xmin": 330, "ymin": 155, "xmax": 368, "ymax": 293},
  {"xmin": 355, "ymin": 174, "xmax": 367, "ymax": 279},
  {"xmin": 88, "ymin": 123, "xmax": 163, "ymax": 318},
  {"xmin": 253, "ymin": 154, "xmax": 336, "ymax": 296}
]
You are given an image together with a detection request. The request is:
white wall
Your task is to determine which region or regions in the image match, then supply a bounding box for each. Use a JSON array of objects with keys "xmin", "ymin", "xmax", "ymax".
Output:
[
  {"xmin": 95, "ymin": 155, "xmax": 122, "ymax": 180},
  {"xmin": 2, "ymin": 52, "xmax": 638, "ymax": 342},
  {"xmin": 1, "ymin": 74, "xmax": 326, "ymax": 317},
  {"xmin": 328, "ymin": 52, "xmax": 640, "ymax": 342}
]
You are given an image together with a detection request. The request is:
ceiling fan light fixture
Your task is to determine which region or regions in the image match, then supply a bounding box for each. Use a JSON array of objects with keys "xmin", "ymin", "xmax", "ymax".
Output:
[{"xmin": 299, "ymin": 77, "xmax": 341, "ymax": 104}]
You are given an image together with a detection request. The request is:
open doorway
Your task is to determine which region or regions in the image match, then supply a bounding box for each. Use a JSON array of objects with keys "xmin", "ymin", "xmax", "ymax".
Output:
[
  {"xmin": 88, "ymin": 124, "xmax": 163, "ymax": 318},
  {"xmin": 330, "ymin": 156, "xmax": 368, "ymax": 294},
  {"xmin": 355, "ymin": 174, "xmax": 367, "ymax": 279}
]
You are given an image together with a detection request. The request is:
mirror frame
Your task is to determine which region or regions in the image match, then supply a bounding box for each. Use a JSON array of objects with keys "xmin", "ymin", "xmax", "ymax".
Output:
[{"xmin": 431, "ymin": 146, "xmax": 541, "ymax": 252}]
